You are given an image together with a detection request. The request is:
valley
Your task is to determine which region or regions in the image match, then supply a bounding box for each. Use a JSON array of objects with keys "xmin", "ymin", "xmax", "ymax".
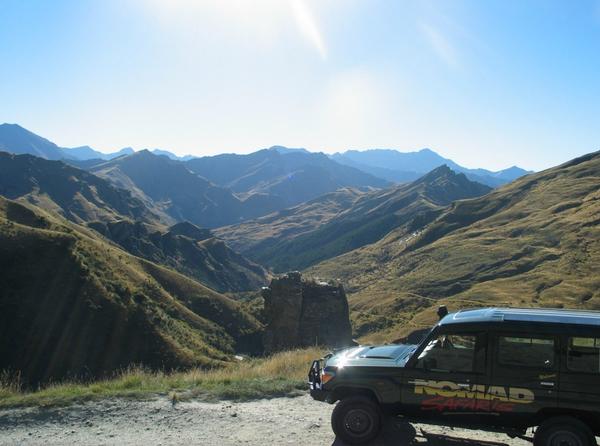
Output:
[
  {"xmin": 1, "ymin": 122, "xmax": 598, "ymax": 396},
  {"xmin": 3, "ymin": 4, "xmax": 599, "ymax": 444}
]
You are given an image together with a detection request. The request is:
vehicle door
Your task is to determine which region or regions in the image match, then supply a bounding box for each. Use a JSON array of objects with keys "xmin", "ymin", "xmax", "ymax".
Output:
[
  {"xmin": 559, "ymin": 334, "xmax": 600, "ymax": 425},
  {"xmin": 401, "ymin": 328, "xmax": 489, "ymax": 423},
  {"xmin": 488, "ymin": 332, "xmax": 558, "ymax": 427}
]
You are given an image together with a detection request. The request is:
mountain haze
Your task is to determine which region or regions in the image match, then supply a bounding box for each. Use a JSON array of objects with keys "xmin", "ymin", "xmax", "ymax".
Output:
[
  {"xmin": 90, "ymin": 150, "xmax": 280, "ymax": 228},
  {"xmin": 332, "ymin": 148, "xmax": 531, "ymax": 187},
  {"xmin": 0, "ymin": 124, "xmax": 67, "ymax": 160},
  {"xmin": 62, "ymin": 146, "xmax": 134, "ymax": 161},
  {"xmin": 185, "ymin": 147, "xmax": 389, "ymax": 208}
]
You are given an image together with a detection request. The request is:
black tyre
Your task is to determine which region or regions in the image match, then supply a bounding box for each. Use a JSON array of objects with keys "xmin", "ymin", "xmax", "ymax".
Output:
[
  {"xmin": 534, "ymin": 416, "xmax": 597, "ymax": 446},
  {"xmin": 331, "ymin": 396, "xmax": 382, "ymax": 445}
]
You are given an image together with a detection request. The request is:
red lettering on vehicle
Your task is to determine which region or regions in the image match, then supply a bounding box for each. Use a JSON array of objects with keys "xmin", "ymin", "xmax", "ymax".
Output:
[{"xmin": 421, "ymin": 396, "xmax": 516, "ymax": 413}]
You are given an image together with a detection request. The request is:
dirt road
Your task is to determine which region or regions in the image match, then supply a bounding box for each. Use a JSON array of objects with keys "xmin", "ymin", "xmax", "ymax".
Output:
[{"xmin": 0, "ymin": 395, "xmax": 534, "ymax": 446}]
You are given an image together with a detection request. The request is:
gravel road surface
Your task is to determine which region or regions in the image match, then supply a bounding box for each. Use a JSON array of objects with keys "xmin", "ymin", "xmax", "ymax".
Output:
[{"xmin": 0, "ymin": 395, "xmax": 538, "ymax": 445}]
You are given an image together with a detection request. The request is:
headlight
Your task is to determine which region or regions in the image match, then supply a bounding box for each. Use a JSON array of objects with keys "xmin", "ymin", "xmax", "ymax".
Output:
[{"xmin": 321, "ymin": 369, "xmax": 336, "ymax": 385}]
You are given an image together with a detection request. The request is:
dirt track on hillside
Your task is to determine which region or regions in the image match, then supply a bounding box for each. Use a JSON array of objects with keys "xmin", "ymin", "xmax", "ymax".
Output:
[{"xmin": 0, "ymin": 395, "xmax": 537, "ymax": 446}]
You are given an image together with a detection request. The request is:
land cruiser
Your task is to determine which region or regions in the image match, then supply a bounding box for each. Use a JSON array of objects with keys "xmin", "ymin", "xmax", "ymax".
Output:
[{"xmin": 308, "ymin": 307, "xmax": 600, "ymax": 445}]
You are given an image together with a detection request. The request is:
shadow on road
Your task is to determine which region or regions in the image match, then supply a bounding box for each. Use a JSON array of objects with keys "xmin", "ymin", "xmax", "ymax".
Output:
[{"xmin": 332, "ymin": 417, "xmax": 511, "ymax": 446}]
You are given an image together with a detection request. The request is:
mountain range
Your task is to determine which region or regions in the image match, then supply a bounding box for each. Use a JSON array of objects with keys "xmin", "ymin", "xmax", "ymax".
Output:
[
  {"xmin": 0, "ymin": 151, "xmax": 268, "ymax": 294},
  {"xmin": 0, "ymin": 123, "xmax": 532, "ymax": 192},
  {"xmin": 0, "ymin": 151, "xmax": 164, "ymax": 225},
  {"xmin": 217, "ymin": 166, "xmax": 491, "ymax": 271},
  {"xmin": 0, "ymin": 123, "xmax": 193, "ymax": 163},
  {"xmin": 331, "ymin": 148, "xmax": 531, "ymax": 187},
  {"xmin": 184, "ymin": 147, "xmax": 389, "ymax": 207},
  {"xmin": 3, "ymin": 121, "xmax": 597, "ymax": 386}
]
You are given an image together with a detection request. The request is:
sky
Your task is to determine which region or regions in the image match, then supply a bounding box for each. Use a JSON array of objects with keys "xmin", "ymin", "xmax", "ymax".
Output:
[{"xmin": 1, "ymin": 0, "xmax": 599, "ymax": 171}]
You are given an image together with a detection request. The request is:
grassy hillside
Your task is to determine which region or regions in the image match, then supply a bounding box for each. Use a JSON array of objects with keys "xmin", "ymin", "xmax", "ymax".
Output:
[
  {"xmin": 215, "ymin": 188, "xmax": 364, "ymax": 254},
  {"xmin": 90, "ymin": 220, "xmax": 269, "ymax": 293},
  {"xmin": 0, "ymin": 197, "xmax": 263, "ymax": 386},
  {"xmin": 230, "ymin": 166, "xmax": 490, "ymax": 272},
  {"xmin": 0, "ymin": 151, "xmax": 167, "ymax": 226},
  {"xmin": 308, "ymin": 151, "xmax": 600, "ymax": 340},
  {"xmin": 0, "ymin": 152, "xmax": 268, "ymax": 293}
]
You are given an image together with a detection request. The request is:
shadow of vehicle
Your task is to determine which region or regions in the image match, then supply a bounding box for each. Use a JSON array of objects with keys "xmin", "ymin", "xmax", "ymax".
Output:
[{"xmin": 332, "ymin": 417, "xmax": 512, "ymax": 446}]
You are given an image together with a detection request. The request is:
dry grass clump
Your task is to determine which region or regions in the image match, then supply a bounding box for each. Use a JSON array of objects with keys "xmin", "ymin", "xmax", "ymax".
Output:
[{"xmin": 0, "ymin": 347, "xmax": 324, "ymax": 408}]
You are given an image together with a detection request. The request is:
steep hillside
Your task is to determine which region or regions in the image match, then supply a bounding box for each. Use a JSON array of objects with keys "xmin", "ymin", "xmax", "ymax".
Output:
[
  {"xmin": 308, "ymin": 151, "xmax": 600, "ymax": 340},
  {"xmin": 332, "ymin": 148, "xmax": 531, "ymax": 187},
  {"xmin": 228, "ymin": 166, "xmax": 490, "ymax": 272},
  {"xmin": 0, "ymin": 124, "xmax": 67, "ymax": 160},
  {"xmin": 0, "ymin": 152, "xmax": 267, "ymax": 294},
  {"xmin": 0, "ymin": 152, "xmax": 166, "ymax": 225},
  {"xmin": 91, "ymin": 151, "xmax": 281, "ymax": 227},
  {"xmin": 90, "ymin": 220, "xmax": 269, "ymax": 293},
  {"xmin": 0, "ymin": 197, "xmax": 262, "ymax": 385},
  {"xmin": 185, "ymin": 147, "xmax": 388, "ymax": 208},
  {"xmin": 215, "ymin": 188, "xmax": 364, "ymax": 254}
]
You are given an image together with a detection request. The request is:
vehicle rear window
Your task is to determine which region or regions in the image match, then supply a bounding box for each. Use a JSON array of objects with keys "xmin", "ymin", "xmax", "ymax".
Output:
[
  {"xmin": 567, "ymin": 337, "xmax": 600, "ymax": 373},
  {"xmin": 498, "ymin": 336, "xmax": 555, "ymax": 369}
]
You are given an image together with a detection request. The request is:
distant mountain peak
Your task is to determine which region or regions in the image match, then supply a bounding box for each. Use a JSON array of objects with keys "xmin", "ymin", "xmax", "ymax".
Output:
[
  {"xmin": 0, "ymin": 123, "xmax": 66, "ymax": 160},
  {"xmin": 269, "ymin": 145, "xmax": 310, "ymax": 154},
  {"xmin": 331, "ymin": 147, "xmax": 531, "ymax": 188},
  {"xmin": 1, "ymin": 122, "xmax": 24, "ymax": 129},
  {"xmin": 416, "ymin": 164, "xmax": 454, "ymax": 181}
]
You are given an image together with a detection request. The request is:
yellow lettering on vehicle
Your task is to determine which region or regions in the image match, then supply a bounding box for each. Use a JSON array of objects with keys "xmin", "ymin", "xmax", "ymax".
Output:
[{"xmin": 412, "ymin": 380, "xmax": 535, "ymax": 404}]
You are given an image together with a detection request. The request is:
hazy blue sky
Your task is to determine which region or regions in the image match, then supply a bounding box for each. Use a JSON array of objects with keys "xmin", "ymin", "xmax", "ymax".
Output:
[{"xmin": 1, "ymin": 0, "xmax": 599, "ymax": 170}]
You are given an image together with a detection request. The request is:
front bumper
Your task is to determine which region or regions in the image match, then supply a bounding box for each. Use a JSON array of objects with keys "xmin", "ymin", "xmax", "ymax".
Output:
[
  {"xmin": 310, "ymin": 388, "xmax": 329, "ymax": 402},
  {"xmin": 308, "ymin": 359, "xmax": 331, "ymax": 402}
]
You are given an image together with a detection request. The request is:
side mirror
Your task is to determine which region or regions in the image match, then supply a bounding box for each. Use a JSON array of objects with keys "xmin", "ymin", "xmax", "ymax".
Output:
[{"xmin": 437, "ymin": 306, "xmax": 448, "ymax": 320}]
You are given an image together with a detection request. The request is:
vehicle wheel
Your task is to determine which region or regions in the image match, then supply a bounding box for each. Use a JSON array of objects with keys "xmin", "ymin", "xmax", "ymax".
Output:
[
  {"xmin": 331, "ymin": 396, "xmax": 382, "ymax": 445},
  {"xmin": 534, "ymin": 416, "xmax": 596, "ymax": 446}
]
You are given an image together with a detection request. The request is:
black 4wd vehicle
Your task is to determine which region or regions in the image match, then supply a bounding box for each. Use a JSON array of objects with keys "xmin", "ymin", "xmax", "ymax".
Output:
[{"xmin": 309, "ymin": 307, "xmax": 600, "ymax": 445}]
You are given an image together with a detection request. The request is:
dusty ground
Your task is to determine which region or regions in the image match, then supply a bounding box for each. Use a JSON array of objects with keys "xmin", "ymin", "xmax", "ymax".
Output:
[{"xmin": 0, "ymin": 395, "xmax": 536, "ymax": 446}]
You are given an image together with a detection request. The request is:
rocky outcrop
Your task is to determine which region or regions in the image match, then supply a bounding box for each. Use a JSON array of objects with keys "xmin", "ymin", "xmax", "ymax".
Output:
[{"xmin": 262, "ymin": 272, "xmax": 353, "ymax": 353}]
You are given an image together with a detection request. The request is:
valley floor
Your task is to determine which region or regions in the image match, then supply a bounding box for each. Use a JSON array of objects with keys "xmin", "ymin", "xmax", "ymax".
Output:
[{"xmin": 0, "ymin": 395, "xmax": 537, "ymax": 446}]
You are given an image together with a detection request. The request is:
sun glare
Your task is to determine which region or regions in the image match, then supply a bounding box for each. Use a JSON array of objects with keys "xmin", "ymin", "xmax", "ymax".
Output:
[
  {"xmin": 291, "ymin": 0, "xmax": 327, "ymax": 60},
  {"xmin": 139, "ymin": 0, "xmax": 327, "ymax": 59}
]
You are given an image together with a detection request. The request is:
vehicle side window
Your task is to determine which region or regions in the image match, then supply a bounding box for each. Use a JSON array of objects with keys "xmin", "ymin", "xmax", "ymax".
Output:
[
  {"xmin": 497, "ymin": 335, "xmax": 555, "ymax": 369},
  {"xmin": 567, "ymin": 337, "xmax": 600, "ymax": 374},
  {"xmin": 416, "ymin": 333, "xmax": 486, "ymax": 373}
]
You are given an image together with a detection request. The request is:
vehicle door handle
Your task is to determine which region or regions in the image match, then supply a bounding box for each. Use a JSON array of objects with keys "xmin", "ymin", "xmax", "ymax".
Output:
[
  {"xmin": 540, "ymin": 381, "xmax": 555, "ymax": 388},
  {"xmin": 457, "ymin": 383, "xmax": 471, "ymax": 389}
]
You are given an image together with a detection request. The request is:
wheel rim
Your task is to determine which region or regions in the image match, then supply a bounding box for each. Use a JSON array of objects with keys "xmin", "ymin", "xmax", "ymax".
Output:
[
  {"xmin": 547, "ymin": 430, "xmax": 584, "ymax": 446},
  {"xmin": 343, "ymin": 408, "xmax": 374, "ymax": 437}
]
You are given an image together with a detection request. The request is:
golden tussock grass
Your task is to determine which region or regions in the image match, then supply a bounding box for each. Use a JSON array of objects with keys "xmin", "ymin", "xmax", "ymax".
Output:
[{"xmin": 0, "ymin": 347, "xmax": 325, "ymax": 409}]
